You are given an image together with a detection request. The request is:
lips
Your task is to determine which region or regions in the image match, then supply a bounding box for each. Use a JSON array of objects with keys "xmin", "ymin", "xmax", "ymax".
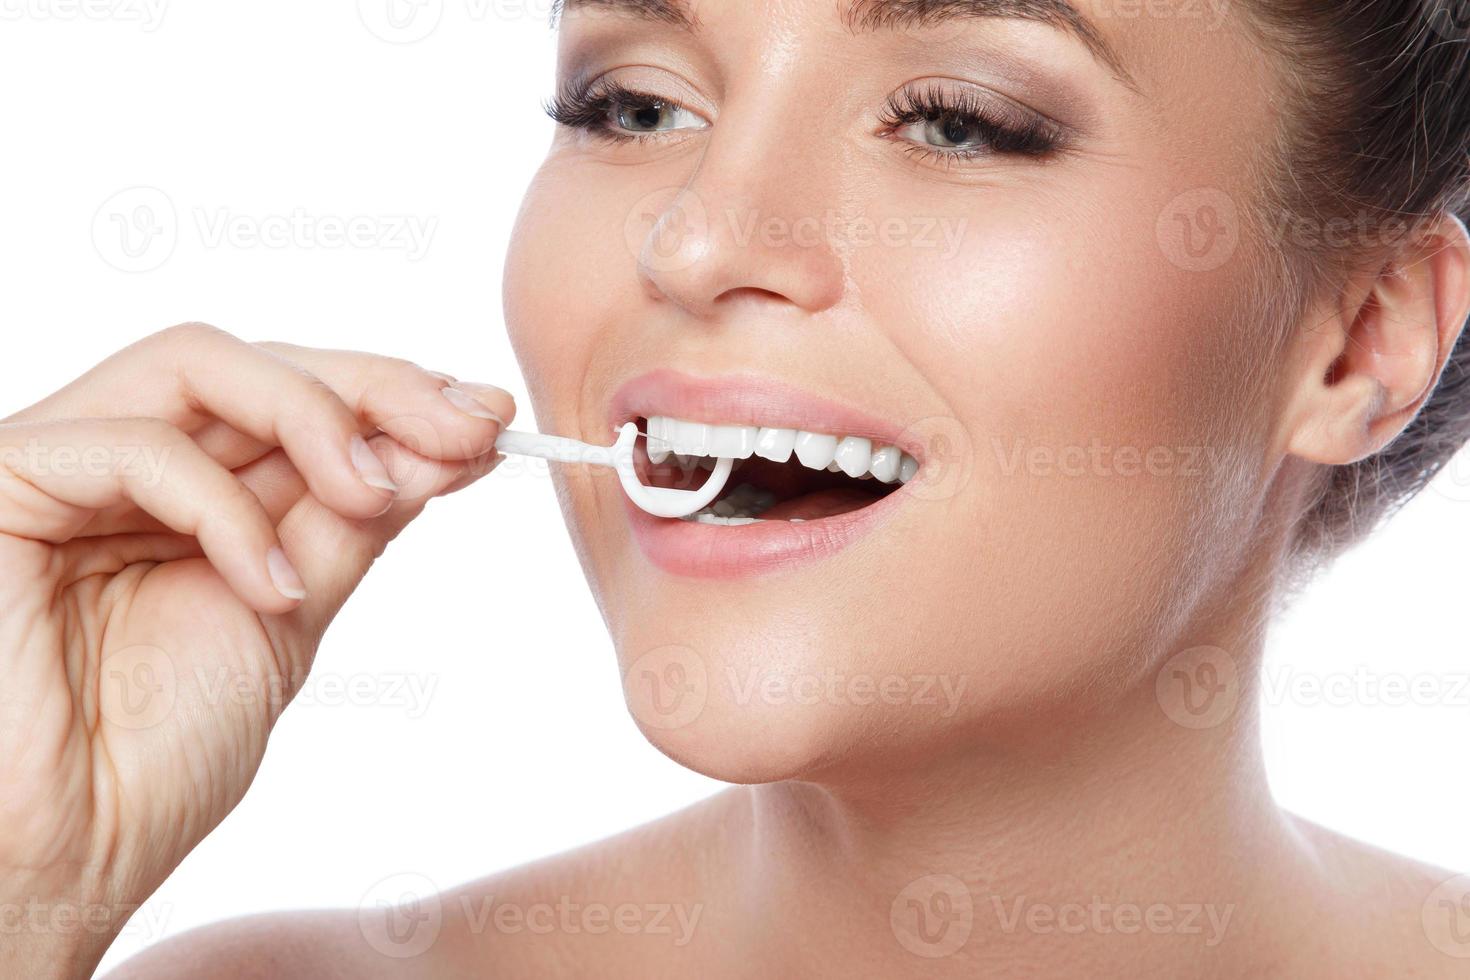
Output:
[{"xmin": 608, "ymin": 370, "xmax": 922, "ymax": 578}]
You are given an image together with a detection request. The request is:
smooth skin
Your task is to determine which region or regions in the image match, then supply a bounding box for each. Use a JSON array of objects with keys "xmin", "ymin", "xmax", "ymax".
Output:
[{"xmin": 11, "ymin": 0, "xmax": 1470, "ymax": 978}]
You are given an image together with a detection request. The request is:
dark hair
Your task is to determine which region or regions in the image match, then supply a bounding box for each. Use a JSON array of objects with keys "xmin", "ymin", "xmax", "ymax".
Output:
[{"xmin": 1241, "ymin": 1, "xmax": 1470, "ymax": 567}]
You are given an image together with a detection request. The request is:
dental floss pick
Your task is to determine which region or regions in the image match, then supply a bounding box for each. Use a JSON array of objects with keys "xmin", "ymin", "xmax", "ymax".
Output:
[{"xmin": 494, "ymin": 422, "xmax": 734, "ymax": 520}]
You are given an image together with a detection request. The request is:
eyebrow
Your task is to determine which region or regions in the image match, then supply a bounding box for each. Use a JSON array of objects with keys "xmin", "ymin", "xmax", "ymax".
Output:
[{"xmin": 553, "ymin": 0, "xmax": 1136, "ymax": 90}]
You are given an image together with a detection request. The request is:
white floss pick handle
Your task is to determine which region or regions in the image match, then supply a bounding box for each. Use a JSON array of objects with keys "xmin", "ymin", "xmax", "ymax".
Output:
[{"xmin": 494, "ymin": 422, "xmax": 734, "ymax": 520}]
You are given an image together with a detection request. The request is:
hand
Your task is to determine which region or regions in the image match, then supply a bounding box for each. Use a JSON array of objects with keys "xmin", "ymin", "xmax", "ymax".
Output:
[{"xmin": 0, "ymin": 324, "xmax": 514, "ymax": 978}]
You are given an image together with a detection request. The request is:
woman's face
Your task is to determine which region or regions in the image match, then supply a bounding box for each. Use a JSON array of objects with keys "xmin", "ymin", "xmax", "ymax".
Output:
[{"xmin": 505, "ymin": 0, "xmax": 1285, "ymax": 780}]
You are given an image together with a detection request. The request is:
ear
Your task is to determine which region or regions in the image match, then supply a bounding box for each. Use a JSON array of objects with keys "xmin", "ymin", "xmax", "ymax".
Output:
[{"xmin": 1283, "ymin": 213, "xmax": 1470, "ymax": 466}]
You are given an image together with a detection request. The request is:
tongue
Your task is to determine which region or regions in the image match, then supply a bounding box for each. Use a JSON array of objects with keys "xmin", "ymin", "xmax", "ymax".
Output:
[{"xmin": 760, "ymin": 488, "xmax": 878, "ymax": 522}]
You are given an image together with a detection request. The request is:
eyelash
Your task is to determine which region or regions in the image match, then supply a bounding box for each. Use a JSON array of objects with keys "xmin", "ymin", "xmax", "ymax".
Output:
[
  {"xmin": 545, "ymin": 78, "xmax": 678, "ymax": 145},
  {"xmin": 876, "ymin": 83, "xmax": 1066, "ymax": 161},
  {"xmin": 545, "ymin": 78, "xmax": 1067, "ymax": 161}
]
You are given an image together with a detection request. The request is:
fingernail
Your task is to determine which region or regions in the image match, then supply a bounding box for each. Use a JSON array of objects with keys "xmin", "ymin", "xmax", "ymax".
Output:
[
  {"xmin": 267, "ymin": 547, "xmax": 307, "ymax": 601},
  {"xmin": 441, "ymin": 385, "xmax": 504, "ymax": 423},
  {"xmin": 351, "ymin": 434, "xmax": 399, "ymax": 493}
]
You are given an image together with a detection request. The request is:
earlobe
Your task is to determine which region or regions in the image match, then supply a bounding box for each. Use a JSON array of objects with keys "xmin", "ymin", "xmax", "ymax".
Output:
[{"xmin": 1284, "ymin": 213, "xmax": 1470, "ymax": 467}]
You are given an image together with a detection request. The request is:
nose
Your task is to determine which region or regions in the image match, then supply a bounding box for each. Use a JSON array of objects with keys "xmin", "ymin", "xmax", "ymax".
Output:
[{"xmin": 632, "ymin": 158, "xmax": 847, "ymax": 319}]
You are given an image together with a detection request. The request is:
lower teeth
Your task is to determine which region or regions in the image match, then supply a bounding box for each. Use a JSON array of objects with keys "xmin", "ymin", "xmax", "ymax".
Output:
[{"xmin": 677, "ymin": 482, "xmax": 778, "ymax": 524}]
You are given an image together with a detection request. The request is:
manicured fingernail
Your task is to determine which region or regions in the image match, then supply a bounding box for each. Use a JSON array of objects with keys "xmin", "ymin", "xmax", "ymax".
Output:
[
  {"xmin": 351, "ymin": 434, "xmax": 398, "ymax": 493},
  {"xmin": 267, "ymin": 547, "xmax": 307, "ymax": 601},
  {"xmin": 441, "ymin": 385, "xmax": 504, "ymax": 423}
]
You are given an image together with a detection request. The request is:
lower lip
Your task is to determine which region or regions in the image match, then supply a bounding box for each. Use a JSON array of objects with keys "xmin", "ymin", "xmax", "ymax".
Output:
[{"xmin": 622, "ymin": 487, "xmax": 906, "ymax": 579}]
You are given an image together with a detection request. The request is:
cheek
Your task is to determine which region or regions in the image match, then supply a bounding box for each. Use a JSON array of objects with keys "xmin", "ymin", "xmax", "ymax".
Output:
[
  {"xmin": 503, "ymin": 161, "xmax": 637, "ymax": 428},
  {"xmin": 841, "ymin": 185, "xmax": 1267, "ymax": 673}
]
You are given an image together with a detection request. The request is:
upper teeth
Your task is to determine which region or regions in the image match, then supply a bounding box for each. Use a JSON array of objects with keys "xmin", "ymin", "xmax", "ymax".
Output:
[{"xmin": 644, "ymin": 416, "xmax": 918, "ymax": 484}]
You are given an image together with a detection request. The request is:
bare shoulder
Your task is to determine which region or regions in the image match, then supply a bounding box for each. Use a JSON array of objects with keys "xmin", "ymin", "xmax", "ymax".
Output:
[
  {"xmin": 103, "ymin": 789, "xmax": 747, "ymax": 980},
  {"xmin": 433, "ymin": 787, "xmax": 746, "ymax": 977},
  {"xmin": 1286, "ymin": 814, "xmax": 1470, "ymax": 978},
  {"xmin": 101, "ymin": 908, "xmax": 415, "ymax": 980}
]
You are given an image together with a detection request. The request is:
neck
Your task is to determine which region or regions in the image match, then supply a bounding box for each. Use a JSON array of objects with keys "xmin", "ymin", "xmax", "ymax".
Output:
[{"xmin": 729, "ymin": 629, "xmax": 1317, "ymax": 978}]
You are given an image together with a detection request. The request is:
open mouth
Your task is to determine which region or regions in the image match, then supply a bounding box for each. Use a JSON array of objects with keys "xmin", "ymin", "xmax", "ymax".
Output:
[{"xmin": 631, "ymin": 415, "xmax": 921, "ymax": 525}]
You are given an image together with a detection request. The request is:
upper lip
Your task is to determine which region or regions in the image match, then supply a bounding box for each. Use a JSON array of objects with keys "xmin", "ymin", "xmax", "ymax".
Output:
[{"xmin": 608, "ymin": 369, "xmax": 926, "ymax": 461}]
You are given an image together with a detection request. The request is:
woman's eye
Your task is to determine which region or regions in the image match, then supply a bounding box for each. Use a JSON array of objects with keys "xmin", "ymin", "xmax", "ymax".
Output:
[
  {"xmin": 902, "ymin": 114, "xmax": 987, "ymax": 151},
  {"xmin": 609, "ymin": 98, "xmax": 707, "ymax": 135}
]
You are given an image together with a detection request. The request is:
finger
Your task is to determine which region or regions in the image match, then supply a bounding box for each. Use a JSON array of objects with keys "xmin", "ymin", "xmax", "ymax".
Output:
[
  {"xmin": 266, "ymin": 433, "xmax": 505, "ymax": 648},
  {"xmin": 69, "ymin": 428, "xmax": 488, "ymax": 541},
  {"xmin": 256, "ymin": 342, "xmax": 516, "ymax": 462},
  {"xmin": 11, "ymin": 323, "xmax": 399, "ymax": 521},
  {"xmin": 57, "ymin": 532, "xmax": 205, "ymax": 585},
  {"xmin": 0, "ymin": 418, "xmax": 308, "ymax": 614}
]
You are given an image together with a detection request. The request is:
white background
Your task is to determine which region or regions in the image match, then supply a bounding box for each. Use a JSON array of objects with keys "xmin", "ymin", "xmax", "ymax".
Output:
[{"xmin": 0, "ymin": 2, "xmax": 1464, "ymax": 974}]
